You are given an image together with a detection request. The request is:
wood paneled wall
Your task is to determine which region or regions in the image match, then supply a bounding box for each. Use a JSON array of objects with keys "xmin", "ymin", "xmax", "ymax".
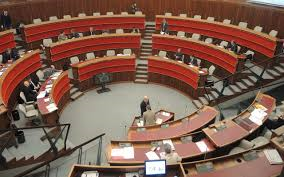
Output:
[{"xmin": 0, "ymin": 0, "xmax": 283, "ymax": 37}]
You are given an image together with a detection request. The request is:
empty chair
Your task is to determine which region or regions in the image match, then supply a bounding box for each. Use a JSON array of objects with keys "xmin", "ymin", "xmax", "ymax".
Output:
[
  {"xmin": 116, "ymin": 29, "xmax": 124, "ymax": 34},
  {"xmin": 36, "ymin": 70, "xmax": 45, "ymax": 82},
  {"xmin": 191, "ymin": 33, "xmax": 201, "ymax": 40},
  {"xmin": 49, "ymin": 16, "xmax": 58, "ymax": 21},
  {"xmin": 93, "ymin": 12, "xmax": 100, "ymax": 16},
  {"xmin": 205, "ymin": 38, "xmax": 213, "ymax": 44},
  {"xmin": 135, "ymin": 11, "xmax": 143, "ymax": 15},
  {"xmin": 179, "ymin": 14, "xmax": 187, "ymax": 18},
  {"xmin": 208, "ymin": 65, "xmax": 216, "ymax": 76},
  {"xmin": 123, "ymin": 49, "xmax": 132, "ymax": 55},
  {"xmin": 86, "ymin": 52, "xmax": 95, "ymax": 60},
  {"xmin": 223, "ymin": 19, "xmax": 231, "ymax": 24},
  {"xmin": 121, "ymin": 12, "xmax": 128, "ymax": 15},
  {"xmin": 106, "ymin": 12, "xmax": 114, "ymax": 16},
  {"xmin": 158, "ymin": 51, "xmax": 167, "ymax": 58},
  {"xmin": 254, "ymin": 26, "xmax": 263, "ymax": 32},
  {"xmin": 33, "ymin": 18, "xmax": 42, "ymax": 24},
  {"xmin": 269, "ymin": 30, "xmax": 278, "ymax": 37},
  {"xmin": 177, "ymin": 31, "xmax": 185, "ymax": 37},
  {"xmin": 63, "ymin": 15, "xmax": 71, "ymax": 19},
  {"xmin": 70, "ymin": 56, "xmax": 80, "ymax": 64},
  {"xmin": 250, "ymin": 128, "xmax": 272, "ymax": 147},
  {"xmin": 18, "ymin": 104, "xmax": 39, "ymax": 125},
  {"xmin": 43, "ymin": 38, "xmax": 52, "ymax": 47},
  {"xmin": 245, "ymin": 50, "xmax": 255, "ymax": 60},
  {"xmin": 78, "ymin": 13, "xmax": 86, "ymax": 17},
  {"xmin": 238, "ymin": 22, "xmax": 248, "ymax": 28},
  {"xmin": 193, "ymin": 15, "xmax": 201, "ymax": 19},
  {"xmin": 106, "ymin": 50, "xmax": 115, "ymax": 57},
  {"xmin": 229, "ymin": 139, "xmax": 254, "ymax": 155},
  {"xmin": 220, "ymin": 41, "xmax": 229, "ymax": 48},
  {"xmin": 165, "ymin": 12, "xmax": 172, "ymax": 16},
  {"xmin": 206, "ymin": 17, "xmax": 215, "ymax": 21}
]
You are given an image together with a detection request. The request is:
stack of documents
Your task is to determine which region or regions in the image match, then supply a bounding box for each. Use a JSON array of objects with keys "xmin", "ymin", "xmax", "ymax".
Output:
[
  {"xmin": 196, "ymin": 141, "xmax": 209, "ymax": 153},
  {"xmin": 46, "ymin": 103, "xmax": 58, "ymax": 112},
  {"xmin": 111, "ymin": 146, "xmax": 134, "ymax": 159},
  {"xmin": 161, "ymin": 111, "xmax": 170, "ymax": 116},
  {"xmin": 145, "ymin": 151, "xmax": 160, "ymax": 160},
  {"xmin": 37, "ymin": 91, "xmax": 46, "ymax": 99},
  {"xmin": 248, "ymin": 107, "xmax": 267, "ymax": 125},
  {"xmin": 264, "ymin": 149, "xmax": 283, "ymax": 165}
]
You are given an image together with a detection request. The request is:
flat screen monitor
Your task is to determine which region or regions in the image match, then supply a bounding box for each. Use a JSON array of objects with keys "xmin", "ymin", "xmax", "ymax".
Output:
[{"xmin": 145, "ymin": 160, "xmax": 166, "ymax": 176}]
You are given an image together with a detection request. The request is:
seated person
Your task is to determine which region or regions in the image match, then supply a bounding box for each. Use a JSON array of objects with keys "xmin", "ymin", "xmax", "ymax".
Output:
[
  {"xmin": 143, "ymin": 105, "xmax": 156, "ymax": 126},
  {"xmin": 2, "ymin": 48, "xmax": 19, "ymax": 64},
  {"xmin": 29, "ymin": 74, "xmax": 41, "ymax": 92},
  {"xmin": 131, "ymin": 27, "xmax": 140, "ymax": 33},
  {"xmin": 43, "ymin": 65, "xmax": 58, "ymax": 79},
  {"xmin": 130, "ymin": 2, "xmax": 139, "ymax": 14},
  {"xmin": 69, "ymin": 29, "xmax": 80, "ymax": 39},
  {"xmin": 161, "ymin": 143, "xmax": 182, "ymax": 165},
  {"xmin": 265, "ymin": 105, "xmax": 284, "ymax": 130},
  {"xmin": 160, "ymin": 18, "xmax": 169, "ymax": 35},
  {"xmin": 58, "ymin": 31, "xmax": 68, "ymax": 42},
  {"xmin": 62, "ymin": 62, "xmax": 69, "ymax": 71},
  {"xmin": 22, "ymin": 80, "xmax": 37, "ymax": 102},
  {"xmin": 88, "ymin": 27, "xmax": 95, "ymax": 36},
  {"xmin": 227, "ymin": 40, "xmax": 238, "ymax": 54},
  {"xmin": 175, "ymin": 48, "xmax": 184, "ymax": 62}
]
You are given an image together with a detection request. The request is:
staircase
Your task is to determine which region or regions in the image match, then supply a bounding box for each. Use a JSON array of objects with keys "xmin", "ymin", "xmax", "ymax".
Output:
[
  {"xmin": 134, "ymin": 22, "xmax": 155, "ymax": 84},
  {"xmin": 69, "ymin": 84, "xmax": 84, "ymax": 101}
]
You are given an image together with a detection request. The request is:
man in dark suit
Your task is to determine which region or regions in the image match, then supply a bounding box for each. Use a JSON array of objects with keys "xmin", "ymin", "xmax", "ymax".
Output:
[
  {"xmin": 88, "ymin": 27, "xmax": 96, "ymax": 36},
  {"xmin": 140, "ymin": 96, "xmax": 150, "ymax": 116},
  {"xmin": 175, "ymin": 48, "xmax": 183, "ymax": 62},
  {"xmin": 22, "ymin": 81, "xmax": 37, "ymax": 102},
  {"xmin": 2, "ymin": 48, "xmax": 19, "ymax": 64},
  {"xmin": 131, "ymin": 2, "xmax": 139, "ymax": 14},
  {"xmin": 69, "ymin": 29, "xmax": 80, "ymax": 39},
  {"xmin": 228, "ymin": 40, "xmax": 238, "ymax": 54},
  {"xmin": 161, "ymin": 19, "xmax": 169, "ymax": 34},
  {"xmin": 0, "ymin": 11, "xmax": 12, "ymax": 30}
]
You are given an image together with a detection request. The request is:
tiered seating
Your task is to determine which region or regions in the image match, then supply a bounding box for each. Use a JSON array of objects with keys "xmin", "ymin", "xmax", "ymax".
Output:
[
  {"xmin": 155, "ymin": 15, "xmax": 278, "ymax": 58},
  {"xmin": 0, "ymin": 30, "xmax": 16, "ymax": 54},
  {"xmin": 46, "ymin": 34, "xmax": 141, "ymax": 69}
]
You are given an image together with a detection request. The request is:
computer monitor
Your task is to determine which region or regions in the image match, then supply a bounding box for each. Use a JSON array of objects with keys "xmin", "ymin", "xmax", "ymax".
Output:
[{"xmin": 145, "ymin": 160, "xmax": 166, "ymax": 176}]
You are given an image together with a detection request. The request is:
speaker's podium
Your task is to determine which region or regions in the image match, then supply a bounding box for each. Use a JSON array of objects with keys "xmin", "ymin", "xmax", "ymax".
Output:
[{"xmin": 94, "ymin": 73, "xmax": 112, "ymax": 94}]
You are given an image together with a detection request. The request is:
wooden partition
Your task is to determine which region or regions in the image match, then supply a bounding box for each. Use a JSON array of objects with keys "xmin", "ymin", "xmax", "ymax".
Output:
[
  {"xmin": 0, "ymin": 50, "xmax": 41, "ymax": 108},
  {"xmin": 46, "ymin": 34, "xmax": 141, "ymax": 69},
  {"xmin": 71, "ymin": 55, "xmax": 136, "ymax": 91},
  {"xmin": 0, "ymin": 30, "xmax": 16, "ymax": 53},
  {"xmin": 22, "ymin": 15, "xmax": 145, "ymax": 46},
  {"xmin": 156, "ymin": 15, "xmax": 277, "ymax": 58}
]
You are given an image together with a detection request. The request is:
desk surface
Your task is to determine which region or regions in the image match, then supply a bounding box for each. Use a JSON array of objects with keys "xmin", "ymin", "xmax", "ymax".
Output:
[{"xmin": 131, "ymin": 110, "xmax": 174, "ymax": 127}]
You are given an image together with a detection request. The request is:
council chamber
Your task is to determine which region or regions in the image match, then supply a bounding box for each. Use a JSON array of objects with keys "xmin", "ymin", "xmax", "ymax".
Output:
[{"xmin": 0, "ymin": 0, "xmax": 283, "ymax": 177}]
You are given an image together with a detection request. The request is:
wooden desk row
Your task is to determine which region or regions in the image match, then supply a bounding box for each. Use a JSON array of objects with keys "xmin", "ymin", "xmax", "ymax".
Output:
[
  {"xmin": 46, "ymin": 33, "xmax": 141, "ymax": 69},
  {"xmin": 0, "ymin": 30, "xmax": 16, "ymax": 54},
  {"xmin": 152, "ymin": 34, "xmax": 245, "ymax": 74},
  {"xmin": 107, "ymin": 93, "xmax": 275, "ymax": 165},
  {"xmin": 156, "ymin": 15, "xmax": 277, "ymax": 58},
  {"xmin": 22, "ymin": 15, "xmax": 145, "ymax": 45},
  {"xmin": 69, "ymin": 148, "xmax": 283, "ymax": 177},
  {"xmin": 37, "ymin": 71, "xmax": 70, "ymax": 125}
]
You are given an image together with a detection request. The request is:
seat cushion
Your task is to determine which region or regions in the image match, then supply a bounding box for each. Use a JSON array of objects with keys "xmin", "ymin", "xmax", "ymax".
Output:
[
  {"xmin": 239, "ymin": 139, "xmax": 254, "ymax": 149},
  {"xmin": 229, "ymin": 147, "xmax": 245, "ymax": 155},
  {"xmin": 251, "ymin": 136, "xmax": 269, "ymax": 147}
]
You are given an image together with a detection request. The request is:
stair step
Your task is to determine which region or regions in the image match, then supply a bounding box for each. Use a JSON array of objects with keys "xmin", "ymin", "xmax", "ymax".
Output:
[
  {"xmin": 70, "ymin": 87, "xmax": 79, "ymax": 95},
  {"xmin": 192, "ymin": 100, "xmax": 203, "ymax": 109},
  {"xmin": 137, "ymin": 66, "xmax": 148, "ymax": 71},
  {"xmin": 7, "ymin": 147, "xmax": 26, "ymax": 161},
  {"xmin": 274, "ymin": 66, "xmax": 284, "ymax": 73},
  {"xmin": 140, "ymin": 56, "xmax": 149, "ymax": 59},
  {"xmin": 141, "ymin": 52, "xmax": 152, "ymax": 56},
  {"xmin": 248, "ymin": 76, "xmax": 258, "ymax": 83},
  {"xmin": 144, "ymin": 36, "xmax": 152, "ymax": 39},
  {"xmin": 229, "ymin": 85, "xmax": 242, "ymax": 93},
  {"xmin": 2, "ymin": 148, "xmax": 15, "ymax": 162},
  {"xmin": 136, "ymin": 75, "xmax": 148, "ymax": 79},
  {"xmin": 266, "ymin": 69, "xmax": 281, "ymax": 76},
  {"xmin": 242, "ymin": 79, "xmax": 254, "ymax": 87},
  {"xmin": 134, "ymin": 78, "xmax": 148, "ymax": 84},
  {"xmin": 223, "ymin": 87, "xmax": 234, "ymax": 96},
  {"xmin": 71, "ymin": 91, "xmax": 84, "ymax": 100},
  {"xmin": 136, "ymin": 70, "xmax": 148, "ymax": 74},
  {"xmin": 198, "ymin": 97, "xmax": 209, "ymax": 105},
  {"xmin": 235, "ymin": 82, "xmax": 248, "ymax": 90},
  {"xmin": 210, "ymin": 90, "xmax": 219, "ymax": 99},
  {"xmin": 141, "ymin": 48, "xmax": 152, "ymax": 52}
]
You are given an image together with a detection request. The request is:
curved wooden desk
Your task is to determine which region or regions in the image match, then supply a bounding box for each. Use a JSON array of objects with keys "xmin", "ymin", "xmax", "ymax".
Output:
[
  {"xmin": 71, "ymin": 55, "xmax": 136, "ymax": 91},
  {"xmin": 203, "ymin": 92, "xmax": 275, "ymax": 148},
  {"xmin": 47, "ymin": 34, "xmax": 141, "ymax": 69},
  {"xmin": 152, "ymin": 34, "xmax": 244, "ymax": 75},
  {"xmin": 22, "ymin": 15, "xmax": 145, "ymax": 46},
  {"xmin": 0, "ymin": 30, "xmax": 16, "ymax": 53},
  {"xmin": 156, "ymin": 15, "xmax": 277, "ymax": 58},
  {"xmin": 148, "ymin": 56, "xmax": 208, "ymax": 98},
  {"xmin": 131, "ymin": 110, "xmax": 174, "ymax": 127},
  {"xmin": 128, "ymin": 106, "xmax": 218, "ymax": 142},
  {"xmin": 37, "ymin": 71, "xmax": 70, "ymax": 125},
  {"xmin": 0, "ymin": 50, "xmax": 41, "ymax": 108}
]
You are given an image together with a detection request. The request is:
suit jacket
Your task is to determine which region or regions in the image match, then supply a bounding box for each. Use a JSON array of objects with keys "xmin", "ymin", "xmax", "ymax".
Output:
[
  {"xmin": 70, "ymin": 32, "xmax": 80, "ymax": 39},
  {"xmin": 143, "ymin": 110, "xmax": 156, "ymax": 126},
  {"xmin": 228, "ymin": 42, "xmax": 238, "ymax": 53},
  {"xmin": 175, "ymin": 52, "xmax": 183, "ymax": 61},
  {"xmin": 2, "ymin": 49, "xmax": 19, "ymax": 64},
  {"xmin": 88, "ymin": 31, "xmax": 96, "ymax": 36},
  {"xmin": 162, "ymin": 152, "xmax": 182, "ymax": 165},
  {"xmin": 0, "ymin": 14, "xmax": 11, "ymax": 29},
  {"xmin": 161, "ymin": 22, "xmax": 168, "ymax": 33},
  {"xmin": 140, "ymin": 100, "xmax": 150, "ymax": 116},
  {"xmin": 22, "ymin": 85, "xmax": 37, "ymax": 102}
]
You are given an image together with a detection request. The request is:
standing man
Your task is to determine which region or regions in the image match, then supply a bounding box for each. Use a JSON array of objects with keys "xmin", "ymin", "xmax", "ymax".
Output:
[
  {"xmin": 131, "ymin": 2, "xmax": 139, "ymax": 14},
  {"xmin": 143, "ymin": 105, "xmax": 156, "ymax": 126},
  {"xmin": 140, "ymin": 96, "xmax": 150, "ymax": 116},
  {"xmin": 1, "ymin": 11, "xmax": 12, "ymax": 30},
  {"xmin": 160, "ymin": 19, "xmax": 169, "ymax": 35}
]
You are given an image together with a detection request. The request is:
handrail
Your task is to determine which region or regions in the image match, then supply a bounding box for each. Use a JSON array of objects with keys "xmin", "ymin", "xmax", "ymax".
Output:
[
  {"xmin": 14, "ymin": 133, "xmax": 106, "ymax": 177},
  {"xmin": 0, "ymin": 123, "xmax": 71, "ymax": 131}
]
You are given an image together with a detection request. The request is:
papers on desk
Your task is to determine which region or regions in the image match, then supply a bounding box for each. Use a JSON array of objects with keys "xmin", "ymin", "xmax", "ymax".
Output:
[
  {"xmin": 196, "ymin": 141, "xmax": 209, "ymax": 153},
  {"xmin": 163, "ymin": 139, "xmax": 175, "ymax": 150},
  {"xmin": 264, "ymin": 149, "xmax": 283, "ymax": 165},
  {"xmin": 51, "ymin": 71, "xmax": 62, "ymax": 77},
  {"xmin": 145, "ymin": 151, "xmax": 160, "ymax": 160},
  {"xmin": 125, "ymin": 172, "xmax": 139, "ymax": 177},
  {"xmin": 46, "ymin": 88, "xmax": 51, "ymax": 93},
  {"xmin": 37, "ymin": 91, "xmax": 46, "ymax": 99},
  {"xmin": 46, "ymin": 103, "xmax": 58, "ymax": 112},
  {"xmin": 161, "ymin": 111, "xmax": 170, "ymax": 117},
  {"xmin": 44, "ymin": 98, "xmax": 50, "ymax": 102},
  {"xmin": 137, "ymin": 120, "xmax": 144, "ymax": 127},
  {"xmin": 156, "ymin": 118, "xmax": 163, "ymax": 125},
  {"xmin": 45, "ymin": 84, "xmax": 53, "ymax": 89},
  {"xmin": 111, "ymin": 147, "xmax": 134, "ymax": 159},
  {"xmin": 0, "ymin": 72, "xmax": 3, "ymax": 76},
  {"xmin": 248, "ymin": 108, "xmax": 267, "ymax": 125}
]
